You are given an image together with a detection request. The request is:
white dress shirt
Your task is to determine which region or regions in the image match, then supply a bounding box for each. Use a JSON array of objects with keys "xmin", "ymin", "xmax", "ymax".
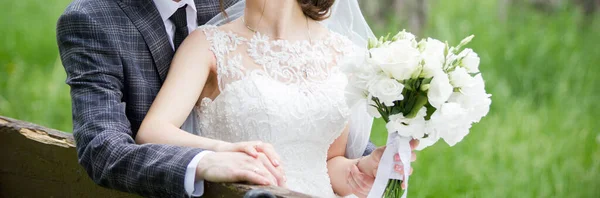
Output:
[
  {"xmin": 151, "ymin": 0, "xmax": 210, "ymax": 197},
  {"xmin": 153, "ymin": 0, "xmax": 199, "ymax": 50}
]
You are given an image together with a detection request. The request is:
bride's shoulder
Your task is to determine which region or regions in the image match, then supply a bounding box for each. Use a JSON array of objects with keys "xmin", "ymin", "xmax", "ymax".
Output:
[
  {"xmin": 196, "ymin": 24, "xmax": 221, "ymax": 35},
  {"xmin": 327, "ymin": 31, "xmax": 353, "ymax": 45}
]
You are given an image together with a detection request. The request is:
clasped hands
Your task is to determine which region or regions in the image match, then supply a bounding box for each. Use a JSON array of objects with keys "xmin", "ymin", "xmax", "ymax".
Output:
[{"xmin": 195, "ymin": 140, "xmax": 419, "ymax": 197}]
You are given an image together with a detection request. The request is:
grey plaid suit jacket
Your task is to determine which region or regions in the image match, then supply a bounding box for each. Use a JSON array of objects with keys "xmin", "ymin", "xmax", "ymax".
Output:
[
  {"xmin": 57, "ymin": 0, "xmax": 375, "ymax": 197},
  {"xmin": 56, "ymin": 0, "xmax": 239, "ymax": 197}
]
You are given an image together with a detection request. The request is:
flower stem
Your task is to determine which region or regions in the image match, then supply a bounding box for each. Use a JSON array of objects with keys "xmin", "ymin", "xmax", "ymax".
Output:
[{"xmin": 383, "ymin": 179, "xmax": 404, "ymax": 198}]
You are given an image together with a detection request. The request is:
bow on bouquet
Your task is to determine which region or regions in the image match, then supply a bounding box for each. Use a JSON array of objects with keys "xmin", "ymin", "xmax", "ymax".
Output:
[{"xmin": 343, "ymin": 31, "xmax": 491, "ymax": 198}]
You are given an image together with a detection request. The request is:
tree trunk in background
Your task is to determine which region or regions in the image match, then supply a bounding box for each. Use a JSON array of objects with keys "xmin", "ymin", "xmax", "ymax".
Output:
[
  {"xmin": 360, "ymin": 0, "xmax": 428, "ymax": 36},
  {"xmin": 578, "ymin": 0, "xmax": 599, "ymax": 16},
  {"xmin": 499, "ymin": 0, "xmax": 512, "ymax": 22}
]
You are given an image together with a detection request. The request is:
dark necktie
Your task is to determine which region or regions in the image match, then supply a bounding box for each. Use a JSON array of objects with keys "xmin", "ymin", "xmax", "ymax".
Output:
[{"xmin": 169, "ymin": 5, "xmax": 189, "ymax": 50}]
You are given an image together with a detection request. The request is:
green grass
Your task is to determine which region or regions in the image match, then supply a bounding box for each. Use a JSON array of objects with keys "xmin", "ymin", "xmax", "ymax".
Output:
[
  {"xmin": 0, "ymin": 0, "xmax": 598, "ymax": 197},
  {"xmin": 0, "ymin": 0, "xmax": 73, "ymax": 131}
]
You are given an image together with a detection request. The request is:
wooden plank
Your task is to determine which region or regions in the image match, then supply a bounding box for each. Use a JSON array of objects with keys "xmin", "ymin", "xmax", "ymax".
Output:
[{"xmin": 0, "ymin": 116, "xmax": 311, "ymax": 198}]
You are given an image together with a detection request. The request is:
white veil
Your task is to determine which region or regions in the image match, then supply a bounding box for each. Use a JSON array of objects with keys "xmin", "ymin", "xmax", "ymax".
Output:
[{"xmin": 184, "ymin": 0, "xmax": 376, "ymax": 159}]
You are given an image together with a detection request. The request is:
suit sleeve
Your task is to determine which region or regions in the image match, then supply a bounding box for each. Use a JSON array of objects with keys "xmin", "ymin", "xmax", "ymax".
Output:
[{"xmin": 57, "ymin": 10, "xmax": 203, "ymax": 198}]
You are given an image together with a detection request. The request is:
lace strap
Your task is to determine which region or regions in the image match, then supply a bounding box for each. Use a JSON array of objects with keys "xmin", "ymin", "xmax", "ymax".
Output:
[{"xmin": 198, "ymin": 25, "xmax": 247, "ymax": 91}]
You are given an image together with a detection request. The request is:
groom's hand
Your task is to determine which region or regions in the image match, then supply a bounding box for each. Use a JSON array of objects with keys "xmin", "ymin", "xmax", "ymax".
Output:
[{"xmin": 195, "ymin": 152, "xmax": 287, "ymax": 187}]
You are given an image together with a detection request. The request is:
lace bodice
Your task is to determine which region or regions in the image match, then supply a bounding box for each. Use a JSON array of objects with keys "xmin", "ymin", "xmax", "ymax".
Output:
[{"xmin": 194, "ymin": 25, "xmax": 354, "ymax": 197}]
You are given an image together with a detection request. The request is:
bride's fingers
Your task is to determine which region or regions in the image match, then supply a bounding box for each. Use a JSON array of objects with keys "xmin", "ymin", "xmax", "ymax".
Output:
[
  {"xmin": 410, "ymin": 139, "xmax": 419, "ymax": 150},
  {"xmin": 257, "ymin": 153, "xmax": 286, "ymax": 187},
  {"xmin": 241, "ymin": 144, "xmax": 259, "ymax": 158},
  {"xmin": 347, "ymin": 169, "xmax": 367, "ymax": 197},
  {"xmin": 411, "ymin": 151, "xmax": 417, "ymax": 162},
  {"xmin": 394, "ymin": 164, "xmax": 404, "ymax": 175},
  {"xmin": 255, "ymin": 143, "xmax": 281, "ymax": 167},
  {"xmin": 350, "ymin": 165, "xmax": 372, "ymax": 194}
]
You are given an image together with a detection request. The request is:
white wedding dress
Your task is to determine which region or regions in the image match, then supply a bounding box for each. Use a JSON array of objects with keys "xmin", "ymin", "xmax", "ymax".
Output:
[{"xmin": 193, "ymin": 24, "xmax": 356, "ymax": 197}]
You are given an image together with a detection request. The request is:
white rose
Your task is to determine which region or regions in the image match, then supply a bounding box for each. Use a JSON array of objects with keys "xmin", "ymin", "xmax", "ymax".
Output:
[
  {"xmin": 341, "ymin": 50, "xmax": 368, "ymax": 73},
  {"xmin": 353, "ymin": 63, "xmax": 383, "ymax": 90},
  {"xmin": 449, "ymin": 67, "xmax": 473, "ymax": 88},
  {"xmin": 370, "ymin": 40, "xmax": 421, "ymax": 80},
  {"xmin": 459, "ymin": 48, "xmax": 480, "ymax": 73},
  {"xmin": 368, "ymin": 78, "xmax": 405, "ymax": 106},
  {"xmin": 427, "ymin": 72, "xmax": 453, "ymax": 108},
  {"xmin": 420, "ymin": 38, "xmax": 446, "ymax": 78}
]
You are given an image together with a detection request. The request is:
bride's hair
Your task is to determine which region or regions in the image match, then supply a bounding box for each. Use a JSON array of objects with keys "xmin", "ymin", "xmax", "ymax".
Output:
[
  {"xmin": 297, "ymin": 0, "xmax": 335, "ymax": 21},
  {"xmin": 218, "ymin": 0, "xmax": 336, "ymax": 21}
]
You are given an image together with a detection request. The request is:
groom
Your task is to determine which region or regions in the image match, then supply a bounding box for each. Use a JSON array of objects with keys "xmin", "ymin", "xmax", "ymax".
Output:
[{"xmin": 57, "ymin": 0, "xmax": 407, "ymax": 197}]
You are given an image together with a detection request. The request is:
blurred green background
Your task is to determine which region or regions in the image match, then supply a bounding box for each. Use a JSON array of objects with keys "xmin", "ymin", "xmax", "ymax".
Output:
[{"xmin": 0, "ymin": 0, "xmax": 598, "ymax": 197}]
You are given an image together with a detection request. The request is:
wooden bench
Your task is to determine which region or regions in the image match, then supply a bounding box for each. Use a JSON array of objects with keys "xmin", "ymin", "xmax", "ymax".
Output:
[{"xmin": 0, "ymin": 116, "xmax": 312, "ymax": 198}]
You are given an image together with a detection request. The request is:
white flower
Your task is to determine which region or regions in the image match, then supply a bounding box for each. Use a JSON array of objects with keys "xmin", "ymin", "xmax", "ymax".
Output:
[
  {"xmin": 341, "ymin": 50, "xmax": 368, "ymax": 74},
  {"xmin": 459, "ymin": 48, "xmax": 480, "ymax": 73},
  {"xmin": 368, "ymin": 78, "xmax": 405, "ymax": 106},
  {"xmin": 394, "ymin": 30, "xmax": 417, "ymax": 42},
  {"xmin": 386, "ymin": 108, "xmax": 427, "ymax": 138},
  {"xmin": 369, "ymin": 40, "xmax": 421, "ymax": 80},
  {"xmin": 420, "ymin": 38, "xmax": 446, "ymax": 78},
  {"xmin": 448, "ymin": 74, "xmax": 491, "ymax": 123},
  {"xmin": 345, "ymin": 82, "xmax": 368, "ymax": 109},
  {"xmin": 427, "ymin": 102, "xmax": 470, "ymax": 146},
  {"xmin": 415, "ymin": 130, "xmax": 439, "ymax": 150},
  {"xmin": 448, "ymin": 67, "xmax": 473, "ymax": 88},
  {"xmin": 427, "ymin": 73, "xmax": 453, "ymax": 108}
]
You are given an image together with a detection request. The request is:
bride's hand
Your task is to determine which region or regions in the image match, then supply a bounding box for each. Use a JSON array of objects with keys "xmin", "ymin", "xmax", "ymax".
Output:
[
  {"xmin": 215, "ymin": 141, "xmax": 282, "ymax": 167},
  {"xmin": 356, "ymin": 139, "xmax": 419, "ymax": 189},
  {"xmin": 215, "ymin": 141, "xmax": 287, "ymax": 187}
]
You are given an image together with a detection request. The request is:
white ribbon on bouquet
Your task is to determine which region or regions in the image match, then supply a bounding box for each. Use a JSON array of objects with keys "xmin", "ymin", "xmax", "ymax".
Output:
[{"xmin": 368, "ymin": 133, "xmax": 412, "ymax": 198}]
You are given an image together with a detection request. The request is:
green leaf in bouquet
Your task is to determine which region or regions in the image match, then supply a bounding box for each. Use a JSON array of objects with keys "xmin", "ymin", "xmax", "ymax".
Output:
[
  {"xmin": 405, "ymin": 93, "xmax": 428, "ymax": 118},
  {"xmin": 425, "ymin": 102, "xmax": 436, "ymax": 121},
  {"xmin": 392, "ymin": 29, "xmax": 405, "ymax": 41},
  {"xmin": 454, "ymin": 87, "xmax": 462, "ymax": 93},
  {"xmin": 390, "ymin": 104, "xmax": 403, "ymax": 116},
  {"xmin": 422, "ymin": 77, "xmax": 433, "ymax": 85},
  {"xmin": 456, "ymin": 35, "xmax": 475, "ymax": 50},
  {"xmin": 368, "ymin": 38, "xmax": 378, "ymax": 49}
]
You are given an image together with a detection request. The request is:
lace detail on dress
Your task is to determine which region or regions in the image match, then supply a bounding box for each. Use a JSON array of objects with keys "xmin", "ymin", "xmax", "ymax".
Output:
[
  {"xmin": 199, "ymin": 25, "xmax": 354, "ymax": 91},
  {"xmin": 194, "ymin": 25, "xmax": 355, "ymax": 197}
]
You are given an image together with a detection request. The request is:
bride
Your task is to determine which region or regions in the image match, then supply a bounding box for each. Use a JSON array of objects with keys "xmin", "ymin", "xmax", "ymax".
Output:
[{"xmin": 135, "ymin": 0, "xmax": 416, "ymax": 197}]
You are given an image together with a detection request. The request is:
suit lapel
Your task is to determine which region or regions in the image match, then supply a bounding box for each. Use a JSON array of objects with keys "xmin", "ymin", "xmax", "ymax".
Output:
[{"xmin": 118, "ymin": 0, "xmax": 173, "ymax": 82}]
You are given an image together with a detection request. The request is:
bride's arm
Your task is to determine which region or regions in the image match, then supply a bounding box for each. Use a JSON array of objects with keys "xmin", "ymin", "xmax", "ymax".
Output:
[
  {"xmin": 134, "ymin": 30, "xmax": 227, "ymax": 150},
  {"xmin": 135, "ymin": 30, "xmax": 273, "ymax": 159},
  {"xmin": 327, "ymin": 124, "xmax": 363, "ymax": 196}
]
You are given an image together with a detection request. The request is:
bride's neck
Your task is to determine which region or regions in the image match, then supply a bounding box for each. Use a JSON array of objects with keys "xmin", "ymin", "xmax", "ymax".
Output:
[{"xmin": 244, "ymin": 0, "xmax": 308, "ymax": 39}]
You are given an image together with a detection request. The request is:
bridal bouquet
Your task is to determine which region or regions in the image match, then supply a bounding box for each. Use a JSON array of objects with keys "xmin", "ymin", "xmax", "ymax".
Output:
[{"xmin": 344, "ymin": 31, "xmax": 491, "ymax": 198}]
